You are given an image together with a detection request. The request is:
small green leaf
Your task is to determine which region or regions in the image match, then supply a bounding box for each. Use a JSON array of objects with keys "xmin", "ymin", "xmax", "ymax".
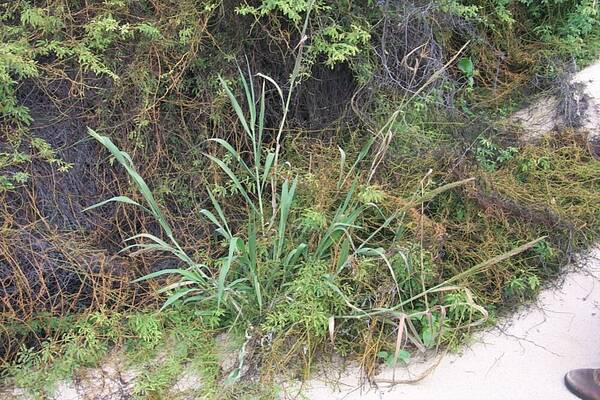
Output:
[{"xmin": 457, "ymin": 57, "xmax": 474, "ymax": 77}]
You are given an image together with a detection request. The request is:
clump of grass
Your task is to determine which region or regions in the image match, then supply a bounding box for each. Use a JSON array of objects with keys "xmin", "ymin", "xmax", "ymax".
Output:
[{"xmin": 84, "ymin": 56, "xmax": 545, "ymax": 384}]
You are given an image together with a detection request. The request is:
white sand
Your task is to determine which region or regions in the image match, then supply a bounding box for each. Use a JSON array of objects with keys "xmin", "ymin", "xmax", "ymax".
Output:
[
  {"xmin": 512, "ymin": 59, "xmax": 600, "ymax": 140},
  {"xmin": 286, "ymin": 250, "xmax": 600, "ymax": 400}
]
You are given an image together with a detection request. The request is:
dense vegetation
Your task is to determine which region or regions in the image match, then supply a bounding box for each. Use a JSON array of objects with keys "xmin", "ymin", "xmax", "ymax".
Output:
[{"xmin": 1, "ymin": 0, "xmax": 599, "ymax": 398}]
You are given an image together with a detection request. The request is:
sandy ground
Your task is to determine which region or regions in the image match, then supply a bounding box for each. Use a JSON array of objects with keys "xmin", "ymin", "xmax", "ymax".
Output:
[
  {"xmin": 289, "ymin": 249, "xmax": 600, "ymax": 400},
  {"xmin": 512, "ymin": 59, "xmax": 600, "ymax": 139}
]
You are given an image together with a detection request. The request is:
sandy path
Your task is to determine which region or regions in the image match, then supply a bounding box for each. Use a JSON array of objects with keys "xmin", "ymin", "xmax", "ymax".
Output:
[{"xmin": 290, "ymin": 250, "xmax": 600, "ymax": 400}]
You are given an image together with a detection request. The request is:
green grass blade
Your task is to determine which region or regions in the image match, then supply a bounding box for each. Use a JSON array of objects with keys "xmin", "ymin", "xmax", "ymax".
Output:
[
  {"xmin": 283, "ymin": 243, "xmax": 307, "ymax": 269},
  {"xmin": 317, "ymin": 203, "xmax": 362, "ymax": 257},
  {"xmin": 336, "ymin": 239, "xmax": 351, "ymax": 272},
  {"xmin": 332, "ymin": 180, "xmax": 358, "ymax": 222},
  {"xmin": 207, "ymin": 186, "xmax": 232, "ymax": 234},
  {"xmin": 204, "ymin": 153, "xmax": 256, "ymax": 212},
  {"xmin": 239, "ymin": 63, "xmax": 256, "ymax": 132},
  {"xmin": 341, "ymin": 136, "xmax": 375, "ymax": 187},
  {"xmin": 247, "ymin": 214, "xmax": 262, "ymax": 310},
  {"xmin": 337, "ymin": 147, "xmax": 347, "ymax": 189},
  {"xmin": 257, "ymin": 81, "xmax": 266, "ymax": 161},
  {"xmin": 183, "ymin": 294, "xmax": 216, "ymax": 305},
  {"xmin": 276, "ymin": 177, "xmax": 297, "ymax": 260},
  {"xmin": 207, "ymin": 138, "xmax": 252, "ymax": 175},
  {"xmin": 160, "ymin": 288, "xmax": 200, "ymax": 310},
  {"xmin": 218, "ymin": 76, "xmax": 252, "ymax": 137},
  {"xmin": 88, "ymin": 128, "xmax": 174, "ymax": 238},
  {"xmin": 133, "ymin": 268, "xmax": 207, "ymax": 284},
  {"xmin": 217, "ymin": 237, "xmax": 239, "ymax": 308},
  {"xmin": 83, "ymin": 195, "xmax": 150, "ymax": 214},
  {"xmin": 200, "ymin": 208, "xmax": 230, "ymax": 240},
  {"xmin": 261, "ymin": 152, "xmax": 275, "ymax": 189},
  {"xmin": 124, "ymin": 232, "xmax": 197, "ymax": 266}
]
